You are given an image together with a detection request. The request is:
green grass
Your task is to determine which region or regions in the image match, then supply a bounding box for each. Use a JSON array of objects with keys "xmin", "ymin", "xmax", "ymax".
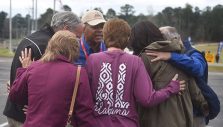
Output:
[
  {"xmin": 194, "ymin": 43, "xmax": 223, "ymax": 63},
  {"xmin": 208, "ymin": 65, "xmax": 223, "ymax": 73},
  {"xmin": 0, "ymin": 38, "xmax": 22, "ymax": 57},
  {"xmin": 194, "ymin": 43, "xmax": 223, "ymax": 72},
  {"xmin": 0, "ymin": 48, "xmax": 14, "ymax": 57}
]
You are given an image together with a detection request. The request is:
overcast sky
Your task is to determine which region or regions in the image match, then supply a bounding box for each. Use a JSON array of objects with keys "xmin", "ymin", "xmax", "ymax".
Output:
[{"xmin": 1, "ymin": 0, "xmax": 222, "ymax": 17}]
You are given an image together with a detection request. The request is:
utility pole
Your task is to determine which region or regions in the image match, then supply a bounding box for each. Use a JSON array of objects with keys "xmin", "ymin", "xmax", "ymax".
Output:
[
  {"xmin": 27, "ymin": 8, "xmax": 32, "ymax": 34},
  {"xmin": 53, "ymin": 0, "xmax": 56, "ymax": 14},
  {"xmin": 9, "ymin": 0, "xmax": 12, "ymax": 52},
  {"xmin": 31, "ymin": 0, "xmax": 35, "ymax": 33},
  {"xmin": 35, "ymin": 0, "xmax": 38, "ymax": 30}
]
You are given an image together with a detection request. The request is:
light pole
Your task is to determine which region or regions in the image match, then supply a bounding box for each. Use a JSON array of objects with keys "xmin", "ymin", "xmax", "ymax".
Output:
[
  {"xmin": 53, "ymin": 0, "xmax": 56, "ymax": 14},
  {"xmin": 35, "ymin": 0, "xmax": 38, "ymax": 30},
  {"xmin": 9, "ymin": 0, "xmax": 12, "ymax": 52},
  {"xmin": 31, "ymin": 0, "xmax": 34, "ymax": 32}
]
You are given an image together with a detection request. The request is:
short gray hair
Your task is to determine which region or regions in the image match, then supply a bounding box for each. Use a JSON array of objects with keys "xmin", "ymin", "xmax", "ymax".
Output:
[
  {"xmin": 159, "ymin": 26, "xmax": 184, "ymax": 47},
  {"xmin": 51, "ymin": 11, "xmax": 81, "ymax": 32},
  {"xmin": 159, "ymin": 26, "xmax": 181, "ymax": 42}
]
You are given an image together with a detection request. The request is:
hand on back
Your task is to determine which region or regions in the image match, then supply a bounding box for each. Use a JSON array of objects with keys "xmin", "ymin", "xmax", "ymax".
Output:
[
  {"xmin": 146, "ymin": 51, "xmax": 171, "ymax": 62},
  {"xmin": 19, "ymin": 48, "xmax": 33, "ymax": 68},
  {"xmin": 170, "ymin": 74, "xmax": 186, "ymax": 95}
]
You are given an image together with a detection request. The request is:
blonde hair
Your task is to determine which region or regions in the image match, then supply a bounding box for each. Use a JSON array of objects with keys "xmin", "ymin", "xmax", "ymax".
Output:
[
  {"xmin": 103, "ymin": 18, "xmax": 130, "ymax": 49},
  {"xmin": 40, "ymin": 30, "xmax": 79, "ymax": 62}
]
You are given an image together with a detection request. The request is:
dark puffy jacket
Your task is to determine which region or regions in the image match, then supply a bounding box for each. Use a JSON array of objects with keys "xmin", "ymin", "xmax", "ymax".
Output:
[{"xmin": 3, "ymin": 24, "xmax": 54, "ymax": 122}]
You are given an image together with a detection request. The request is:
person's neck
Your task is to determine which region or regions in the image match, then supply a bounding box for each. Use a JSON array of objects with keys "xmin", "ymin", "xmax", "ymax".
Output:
[
  {"xmin": 107, "ymin": 47, "xmax": 123, "ymax": 52},
  {"xmin": 90, "ymin": 42, "xmax": 100, "ymax": 52},
  {"xmin": 84, "ymin": 36, "xmax": 100, "ymax": 52}
]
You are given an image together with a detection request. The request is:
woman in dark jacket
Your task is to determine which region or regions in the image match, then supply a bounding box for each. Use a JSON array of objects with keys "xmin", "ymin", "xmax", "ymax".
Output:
[
  {"xmin": 9, "ymin": 31, "xmax": 96, "ymax": 127},
  {"xmin": 129, "ymin": 21, "xmax": 208, "ymax": 127}
]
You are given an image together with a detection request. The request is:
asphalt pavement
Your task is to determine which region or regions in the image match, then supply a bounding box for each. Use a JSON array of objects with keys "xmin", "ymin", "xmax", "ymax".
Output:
[{"xmin": 0, "ymin": 57, "xmax": 11, "ymax": 127}]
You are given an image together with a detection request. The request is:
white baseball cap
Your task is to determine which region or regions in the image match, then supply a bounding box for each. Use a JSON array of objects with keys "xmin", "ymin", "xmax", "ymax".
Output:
[{"xmin": 81, "ymin": 10, "xmax": 106, "ymax": 26}]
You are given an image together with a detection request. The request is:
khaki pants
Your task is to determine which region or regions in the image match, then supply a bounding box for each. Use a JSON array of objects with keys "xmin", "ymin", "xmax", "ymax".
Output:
[
  {"xmin": 193, "ymin": 116, "xmax": 206, "ymax": 127},
  {"xmin": 7, "ymin": 117, "xmax": 23, "ymax": 127}
]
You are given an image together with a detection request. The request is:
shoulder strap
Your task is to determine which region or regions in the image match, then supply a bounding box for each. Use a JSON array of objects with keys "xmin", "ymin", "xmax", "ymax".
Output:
[
  {"xmin": 24, "ymin": 37, "xmax": 43, "ymax": 56},
  {"xmin": 185, "ymin": 48, "xmax": 196, "ymax": 56},
  {"xmin": 67, "ymin": 66, "xmax": 81, "ymax": 123}
]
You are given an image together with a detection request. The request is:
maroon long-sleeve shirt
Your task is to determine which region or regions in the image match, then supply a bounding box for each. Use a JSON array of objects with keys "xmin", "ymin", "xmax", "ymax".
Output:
[
  {"xmin": 9, "ymin": 56, "xmax": 96, "ymax": 127},
  {"xmin": 86, "ymin": 50, "xmax": 180, "ymax": 127}
]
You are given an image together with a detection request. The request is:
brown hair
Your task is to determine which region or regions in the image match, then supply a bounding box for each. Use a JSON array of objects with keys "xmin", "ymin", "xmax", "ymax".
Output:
[
  {"xmin": 40, "ymin": 30, "xmax": 79, "ymax": 62},
  {"xmin": 129, "ymin": 21, "xmax": 164, "ymax": 55},
  {"xmin": 103, "ymin": 18, "xmax": 130, "ymax": 49}
]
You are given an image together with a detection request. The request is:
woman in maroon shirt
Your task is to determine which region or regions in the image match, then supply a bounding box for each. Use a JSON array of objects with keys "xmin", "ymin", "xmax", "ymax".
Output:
[
  {"xmin": 9, "ymin": 31, "xmax": 96, "ymax": 127},
  {"xmin": 86, "ymin": 18, "xmax": 185, "ymax": 127}
]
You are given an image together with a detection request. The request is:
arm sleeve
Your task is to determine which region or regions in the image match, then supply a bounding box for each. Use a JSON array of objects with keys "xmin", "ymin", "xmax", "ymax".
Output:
[
  {"xmin": 170, "ymin": 52, "xmax": 206, "ymax": 77},
  {"xmin": 9, "ymin": 67, "xmax": 28, "ymax": 105},
  {"xmin": 73, "ymin": 68, "xmax": 96, "ymax": 127},
  {"xmin": 134, "ymin": 59, "xmax": 180, "ymax": 107}
]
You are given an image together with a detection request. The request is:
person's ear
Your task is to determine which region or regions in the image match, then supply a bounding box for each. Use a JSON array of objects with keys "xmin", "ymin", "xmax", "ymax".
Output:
[
  {"xmin": 82, "ymin": 23, "xmax": 86, "ymax": 28},
  {"xmin": 127, "ymin": 36, "xmax": 130, "ymax": 42},
  {"xmin": 83, "ymin": 24, "xmax": 87, "ymax": 31},
  {"xmin": 63, "ymin": 25, "xmax": 69, "ymax": 30}
]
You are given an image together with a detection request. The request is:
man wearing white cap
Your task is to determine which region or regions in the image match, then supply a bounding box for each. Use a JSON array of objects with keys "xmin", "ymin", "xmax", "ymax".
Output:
[{"xmin": 76, "ymin": 10, "xmax": 107, "ymax": 65}]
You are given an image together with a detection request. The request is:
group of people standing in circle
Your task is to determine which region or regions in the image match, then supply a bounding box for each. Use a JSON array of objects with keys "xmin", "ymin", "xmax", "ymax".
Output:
[{"xmin": 4, "ymin": 9, "xmax": 212, "ymax": 127}]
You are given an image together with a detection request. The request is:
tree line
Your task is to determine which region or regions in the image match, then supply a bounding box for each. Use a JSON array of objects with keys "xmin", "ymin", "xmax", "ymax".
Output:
[{"xmin": 0, "ymin": 4, "xmax": 223, "ymax": 42}]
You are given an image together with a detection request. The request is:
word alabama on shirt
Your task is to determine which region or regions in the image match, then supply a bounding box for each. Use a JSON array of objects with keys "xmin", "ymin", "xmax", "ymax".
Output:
[{"xmin": 94, "ymin": 62, "xmax": 130, "ymax": 116}]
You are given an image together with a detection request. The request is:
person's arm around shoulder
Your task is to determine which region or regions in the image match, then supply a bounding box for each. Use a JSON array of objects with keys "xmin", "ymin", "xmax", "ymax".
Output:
[
  {"xmin": 133, "ymin": 58, "xmax": 185, "ymax": 107},
  {"xmin": 169, "ymin": 51, "xmax": 206, "ymax": 77},
  {"xmin": 147, "ymin": 51, "xmax": 206, "ymax": 77},
  {"xmin": 74, "ymin": 67, "xmax": 97, "ymax": 127}
]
